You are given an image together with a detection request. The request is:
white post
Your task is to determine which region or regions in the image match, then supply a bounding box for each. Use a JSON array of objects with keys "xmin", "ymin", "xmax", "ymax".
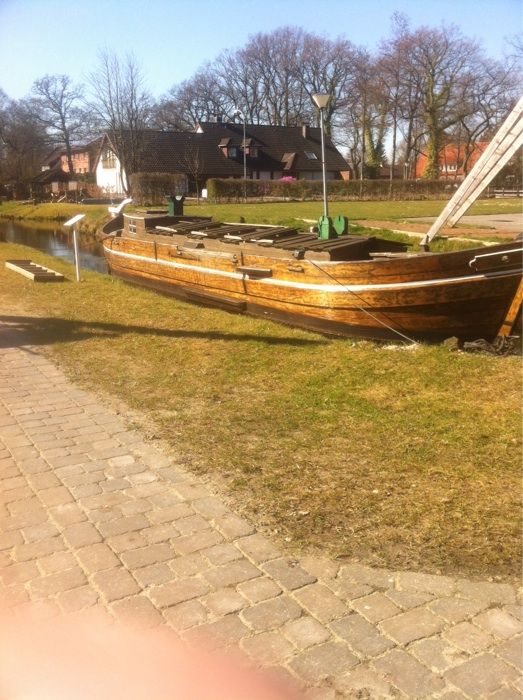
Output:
[
  {"xmin": 64, "ymin": 214, "xmax": 86, "ymax": 282},
  {"xmin": 319, "ymin": 107, "xmax": 328, "ymax": 219}
]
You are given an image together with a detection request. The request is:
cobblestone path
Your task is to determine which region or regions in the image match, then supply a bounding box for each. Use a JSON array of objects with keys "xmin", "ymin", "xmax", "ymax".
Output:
[{"xmin": 0, "ymin": 328, "xmax": 521, "ymax": 698}]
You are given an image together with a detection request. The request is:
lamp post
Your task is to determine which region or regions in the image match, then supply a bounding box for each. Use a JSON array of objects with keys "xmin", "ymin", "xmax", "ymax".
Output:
[
  {"xmin": 234, "ymin": 108, "xmax": 247, "ymax": 201},
  {"xmin": 64, "ymin": 213, "xmax": 85, "ymax": 282},
  {"xmin": 312, "ymin": 93, "xmax": 330, "ymax": 219}
]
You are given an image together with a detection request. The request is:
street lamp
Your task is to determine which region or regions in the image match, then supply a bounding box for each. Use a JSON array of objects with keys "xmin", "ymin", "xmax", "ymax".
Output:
[
  {"xmin": 64, "ymin": 213, "xmax": 85, "ymax": 282},
  {"xmin": 234, "ymin": 108, "xmax": 247, "ymax": 201},
  {"xmin": 312, "ymin": 93, "xmax": 330, "ymax": 219}
]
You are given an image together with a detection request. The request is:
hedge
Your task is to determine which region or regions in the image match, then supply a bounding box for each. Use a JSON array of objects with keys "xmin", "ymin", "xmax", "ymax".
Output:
[
  {"xmin": 206, "ymin": 178, "xmax": 460, "ymax": 203},
  {"xmin": 129, "ymin": 172, "xmax": 188, "ymax": 205}
]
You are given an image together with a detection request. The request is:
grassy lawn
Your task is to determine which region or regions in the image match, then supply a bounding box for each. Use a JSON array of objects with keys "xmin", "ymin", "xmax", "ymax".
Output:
[
  {"xmin": 0, "ymin": 240, "xmax": 521, "ymax": 581},
  {"xmin": 0, "ymin": 197, "xmax": 521, "ymax": 234}
]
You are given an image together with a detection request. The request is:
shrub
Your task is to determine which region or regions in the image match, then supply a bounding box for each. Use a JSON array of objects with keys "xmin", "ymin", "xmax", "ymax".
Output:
[
  {"xmin": 130, "ymin": 172, "xmax": 188, "ymax": 205},
  {"xmin": 206, "ymin": 178, "xmax": 458, "ymax": 203}
]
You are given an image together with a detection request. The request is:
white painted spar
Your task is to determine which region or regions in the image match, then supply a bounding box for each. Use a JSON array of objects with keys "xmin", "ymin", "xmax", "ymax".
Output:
[{"xmin": 104, "ymin": 245, "xmax": 519, "ymax": 293}]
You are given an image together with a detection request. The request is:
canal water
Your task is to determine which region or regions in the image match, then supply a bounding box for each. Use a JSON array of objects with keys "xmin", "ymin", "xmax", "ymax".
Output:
[{"xmin": 0, "ymin": 219, "xmax": 108, "ymax": 274}]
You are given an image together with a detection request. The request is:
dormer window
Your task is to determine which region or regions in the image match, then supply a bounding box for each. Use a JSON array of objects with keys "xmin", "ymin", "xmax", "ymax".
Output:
[
  {"xmin": 248, "ymin": 146, "xmax": 258, "ymax": 158},
  {"xmin": 305, "ymin": 151, "xmax": 318, "ymax": 160},
  {"xmin": 228, "ymin": 146, "xmax": 238, "ymax": 158}
]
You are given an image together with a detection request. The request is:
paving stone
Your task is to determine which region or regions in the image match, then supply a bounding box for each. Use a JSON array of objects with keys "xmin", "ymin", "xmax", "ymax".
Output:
[
  {"xmin": 338, "ymin": 563, "xmax": 394, "ymax": 589},
  {"xmin": 119, "ymin": 498, "xmax": 154, "ymax": 517},
  {"xmin": 76, "ymin": 543, "xmax": 120, "ymax": 573},
  {"xmin": 57, "ymin": 585, "xmax": 99, "ymax": 613},
  {"xmin": 30, "ymin": 566, "xmax": 87, "ymax": 597},
  {"xmin": 237, "ymin": 576, "xmax": 282, "ymax": 604},
  {"xmin": 241, "ymin": 595, "xmax": 302, "ymax": 632},
  {"xmin": 147, "ymin": 503, "xmax": 194, "ymax": 524},
  {"xmin": 234, "ymin": 533, "xmax": 281, "ymax": 563},
  {"xmin": 334, "ymin": 664, "xmax": 396, "ymax": 698},
  {"xmin": 299, "ymin": 555, "xmax": 340, "ymax": 581},
  {"xmin": 444, "ymin": 653, "xmax": 519, "ymax": 696},
  {"xmin": 396, "ymin": 570, "xmax": 455, "ymax": 597},
  {"xmin": 37, "ymin": 551, "xmax": 77, "ymax": 575},
  {"xmin": 1, "ymin": 560, "xmax": 40, "ymax": 585},
  {"xmin": 350, "ymin": 591, "xmax": 402, "ymax": 622},
  {"xmin": 331, "ymin": 613, "xmax": 395, "ymax": 657},
  {"xmin": 110, "ymin": 595, "xmax": 164, "ymax": 628},
  {"xmin": 455, "ymin": 579, "xmax": 516, "ymax": 605},
  {"xmin": 171, "ymin": 529, "xmax": 224, "ymax": 555},
  {"xmin": 98, "ymin": 514, "xmax": 150, "ymax": 538},
  {"xmin": 372, "ymin": 648, "xmax": 445, "ymax": 696},
  {"xmin": 241, "ymin": 630, "xmax": 295, "ymax": 665},
  {"xmin": 262, "ymin": 558, "xmax": 317, "ymax": 591},
  {"xmin": 183, "ymin": 613, "xmax": 250, "ymax": 649},
  {"xmin": 120, "ymin": 543, "xmax": 174, "ymax": 569},
  {"xmin": 495, "ymin": 635, "xmax": 523, "ymax": 671},
  {"xmin": 170, "ymin": 552, "xmax": 210, "ymax": 577},
  {"xmin": 140, "ymin": 523, "xmax": 179, "ymax": 543},
  {"xmin": 14, "ymin": 536, "xmax": 66, "ymax": 562},
  {"xmin": 163, "ymin": 599, "xmax": 208, "ymax": 631},
  {"xmin": 293, "ymin": 584, "xmax": 349, "ymax": 623},
  {"xmin": 385, "ymin": 589, "xmax": 434, "ymax": 610},
  {"xmin": 289, "ymin": 641, "xmax": 359, "ymax": 682},
  {"xmin": 203, "ymin": 558, "xmax": 260, "ymax": 588},
  {"xmin": 428, "ymin": 596, "xmax": 487, "ymax": 623},
  {"xmin": 149, "ymin": 577, "xmax": 210, "ymax": 608},
  {"xmin": 473, "ymin": 608, "xmax": 522, "ymax": 639},
  {"xmin": 92, "ymin": 566, "xmax": 140, "ymax": 602},
  {"xmin": 213, "ymin": 513, "xmax": 256, "ymax": 539},
  {"xmin": 63, "ymin": 521, "xmax": 102, "ymax": 547},
  {"xmin": 283, "ymin": 615, "xmax": 331, "ymax": 650},
  {"xmin": 443, "ymin": 621, "xmax": 494, "ymax": 653},
  {"xmin": 133, "ymin": 562, "xmax": 174, "ymax": 587},
  {"xmin": 327, "ymin": 578, "xmax": 373, "ymax": 602},
  {"xmin": 0, "ymin": 530, "xmax": 23, "ymax": 550},
  {"xmin": 410, "ymin": 635, "xmax": 468, "ymax": 672},
  {"xmin": 191, "ymin": 496, "xmax": 230, "ymax": 519},
  {"xmin": 202, "ymin": 543, "xmax": 243, "ymax": 566},
  {"xmin": 175, "ymin": 514, "xmax": 211, "ymax": 535},
  {"xmin": 38, "ymin": 485, "xmax": 74, "ymax": 507},
  {"xmin": 203, "ymin": 589, "xmax": 247, "ymax": 616},
  {"xmin": 107, "ymin": 534, "xmax": 148, "ymax": 557},
  {"xmin": 379, "ymin": 605, "xmax": 445, "ymax": 645},
  {"xmin": 488, "ymin": 687, "xmax": 523, "ymax": 700},
  {"xmin": 49, "ymin": 502, "xmax": 87, "ymax": 526},
  {"xmin": 26, "ymin": 472, "xmax": 61, "ymax": 489}
]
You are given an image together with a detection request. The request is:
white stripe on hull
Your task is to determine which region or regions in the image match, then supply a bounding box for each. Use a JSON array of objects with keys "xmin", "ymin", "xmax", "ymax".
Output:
[{"xmin": 104, "ymin": 245, "xmax": 518, "ymax": 293}]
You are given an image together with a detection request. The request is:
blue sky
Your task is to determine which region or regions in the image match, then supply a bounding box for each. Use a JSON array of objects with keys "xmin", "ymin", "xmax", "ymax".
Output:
[{"xmin": 0, "ymin": 0, "xmax": 521, "ymax": 100}]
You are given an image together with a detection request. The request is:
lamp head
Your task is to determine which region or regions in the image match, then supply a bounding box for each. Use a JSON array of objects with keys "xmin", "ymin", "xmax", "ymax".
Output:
[{"xmin": 312, "ymin": 93, "xmax": 330, "ymax": 109}]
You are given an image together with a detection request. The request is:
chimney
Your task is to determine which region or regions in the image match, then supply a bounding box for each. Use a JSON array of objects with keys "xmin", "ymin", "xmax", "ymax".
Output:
[{"xmin": 301, "ymin": 123, "xmax": 309, "ymax": 139}]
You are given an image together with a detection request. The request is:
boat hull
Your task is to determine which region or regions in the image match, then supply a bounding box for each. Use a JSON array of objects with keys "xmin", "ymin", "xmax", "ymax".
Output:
[{"xmin": 102, "ymin": 235, "xmax": 522, "ymax": 342}]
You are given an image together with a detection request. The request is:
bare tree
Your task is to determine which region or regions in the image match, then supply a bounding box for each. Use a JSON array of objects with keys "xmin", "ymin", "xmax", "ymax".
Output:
[
  {"xmin": 0, "ymin": 96, "xmax": 47, "ymax": 190},
  {"xmin": 87, "ymin": 50, "xmax": 153, "ymax": 192},
  {"xmin": 30, "ymin": 74, "xmax": 85, "ymax": 174}
]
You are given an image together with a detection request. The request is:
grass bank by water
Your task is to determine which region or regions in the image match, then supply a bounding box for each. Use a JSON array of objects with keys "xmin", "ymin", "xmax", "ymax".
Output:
[
  {"xmin": 0, "ymin": 197, "xmax": 521, "ymax": 235},
  {"xmin": 0, "ymin": 240, "xmax": 520, "ymax": 581}
]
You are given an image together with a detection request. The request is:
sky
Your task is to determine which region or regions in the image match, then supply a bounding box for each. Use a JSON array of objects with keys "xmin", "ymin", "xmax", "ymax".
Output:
[{"xmin": 0, "ymin": 0, "xmax": 521, "ymax": 101}]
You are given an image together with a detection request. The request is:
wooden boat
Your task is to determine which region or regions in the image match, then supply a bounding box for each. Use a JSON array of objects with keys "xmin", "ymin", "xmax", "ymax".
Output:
[{"xmin": 101, "ymin": 210, "xmax": 523, "ymax": 342}]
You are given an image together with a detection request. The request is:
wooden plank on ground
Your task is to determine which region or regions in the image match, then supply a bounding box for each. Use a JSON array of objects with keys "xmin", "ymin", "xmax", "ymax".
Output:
[{"xmin": 5, "ymin": 260, "xmax": 64, "ymax": 282}]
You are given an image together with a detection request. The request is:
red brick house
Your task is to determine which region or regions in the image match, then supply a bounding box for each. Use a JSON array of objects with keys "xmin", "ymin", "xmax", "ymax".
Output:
[{"xmin": 415, "ymin": 142, "xmax": 489, "ymax": 180}]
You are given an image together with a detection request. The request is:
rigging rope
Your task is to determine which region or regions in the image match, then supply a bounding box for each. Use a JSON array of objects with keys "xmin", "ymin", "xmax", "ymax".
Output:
[{"xmin": 306, "ymin": 257, "xmax": 419, "ymax": 346}]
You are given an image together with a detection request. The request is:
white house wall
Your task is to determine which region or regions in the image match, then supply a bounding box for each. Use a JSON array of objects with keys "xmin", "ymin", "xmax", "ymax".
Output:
[{"xmin": 96, "ymin": 156, "xmax": 127, "ymax": 195}]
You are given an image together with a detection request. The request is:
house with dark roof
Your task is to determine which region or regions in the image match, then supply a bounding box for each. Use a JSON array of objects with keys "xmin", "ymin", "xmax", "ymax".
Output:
[
  {"xmin": 33, "ymin": 138, "xmax": 103, "ymax": 199},
  {"xmin": 94, "ymin": 123, "xmax": 349, "ymax": 195}
]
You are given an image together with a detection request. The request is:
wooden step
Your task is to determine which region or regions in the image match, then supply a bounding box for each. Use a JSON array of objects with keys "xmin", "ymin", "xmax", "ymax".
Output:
[{"xmin": 5, "ymin": 260, "xmax": 64, "ymax": 282}]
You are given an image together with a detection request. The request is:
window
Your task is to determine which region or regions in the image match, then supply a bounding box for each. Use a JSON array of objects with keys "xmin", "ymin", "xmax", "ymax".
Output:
[
  {"xmin": 102, "ymin": 149, "xmax": 117, "ymax": 168},
  {"xmin": 304, "ymin": 151, "xmax": 318, "ymax": 160},
  {"xmin": 248, "ymin": 146, "xmax": 258, "ymax": 158},
  {"xmin": 228, "ymin": 147, "xmax": 238, "ymax": 158}
]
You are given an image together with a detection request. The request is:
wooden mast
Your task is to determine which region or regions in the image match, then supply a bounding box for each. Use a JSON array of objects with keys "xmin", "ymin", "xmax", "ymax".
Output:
[{"xmin": 421, "ymin": 96, "xmax": 523, "ymax": 246}]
